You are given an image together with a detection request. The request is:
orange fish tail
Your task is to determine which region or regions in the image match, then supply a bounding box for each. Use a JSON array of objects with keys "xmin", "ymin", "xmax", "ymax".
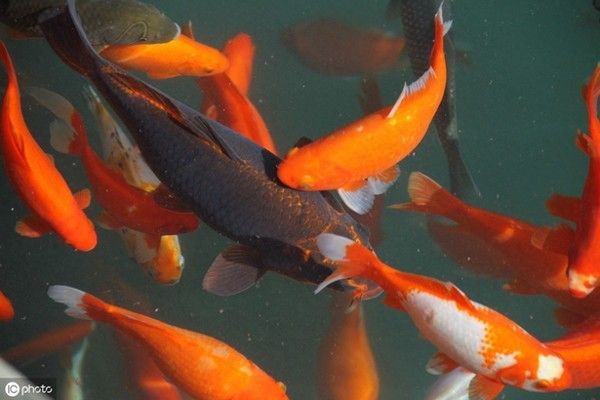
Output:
[
  {"xmin": 47, "ymin": 285, "xmax": 115, "ymax": 324},
  {"xmin": 0, "ymin": 42, "xmax": 19, "ymax": 95}
]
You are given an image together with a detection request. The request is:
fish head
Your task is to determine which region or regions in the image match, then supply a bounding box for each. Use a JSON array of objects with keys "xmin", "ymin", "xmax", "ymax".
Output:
[{"xmin": 277, "ymin": 146, "xmax": 338, "ymax": 191}]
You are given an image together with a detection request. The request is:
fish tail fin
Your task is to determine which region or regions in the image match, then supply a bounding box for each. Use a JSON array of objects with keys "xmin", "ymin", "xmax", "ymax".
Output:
[
  {"xmin": 435, "ymin": 2, "xmax": 453, "ymax": 39},
  {"xmin": 38, "ymin": 0, "xmax": 107, "ymax": 77},
  {"xmin": 27, "ymin": 87, "xmax": 88, "ymax": 156},
  {"xmin": 0, "ymin": 41, "xmax": 19, "ymax": 94},
  {"xmin": 442, "ymin": 137, "xmax": 481, "ymax": 200},
  {"xmin": 48, "ymin": 285, "xmax": 102, "ymax": 321},
  {"xmin": 315, "ymin": 233, "xmax": 378, "ymax": 295},
  {"xmin": 390, "ymin": 172, "xmax": 463, "ymax": 218}
]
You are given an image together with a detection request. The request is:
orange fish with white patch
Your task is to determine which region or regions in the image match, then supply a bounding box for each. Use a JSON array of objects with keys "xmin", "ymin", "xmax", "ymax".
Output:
[
  {"xmin": 100, "ymin": 33, "xmax": 228, "ymax": 79},
  {"xmin": 0, "ymin": 291, "xmax": 14, "ymax": 321},
  {"xmin": 0, "ymin": 41, "xmax": 96, "ymax": 250},
  {"xmin": 48, "ymin": 285, "xmax": 288, "ymax": 400},
  {"xmin": 277, "ymin": 5, "xmax": 448, "ymax": 214},
  {"xmin": 315, "ymin": 234, "xmax": 571, "ymax": 394},
  {"xmin": 27, "ymin": 87, "xmax": 199, "ymax": 236}
]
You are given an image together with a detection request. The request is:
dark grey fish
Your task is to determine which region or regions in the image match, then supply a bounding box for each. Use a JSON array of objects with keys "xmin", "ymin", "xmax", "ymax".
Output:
[
  {"xmin": 388, "ymin": 0, "xmax": 480, "ymax": 200},
  {"xmin": 0, "ymin": 0, "xmax": 180, "ymax": 46},
  {"xmin": 38, "ymin": 0, "xmax": 374, "ymax": 296}
]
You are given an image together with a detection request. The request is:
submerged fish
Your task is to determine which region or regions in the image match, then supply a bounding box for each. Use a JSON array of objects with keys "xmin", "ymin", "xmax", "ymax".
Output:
[
  {"xmin": 0, "ymin": 0, "xmax": 180, "ymax": 46},
  {"xmin": 39, "ymin": 0, "xmax": 372, "ymax": 296},
  {"xmin": 0, "ymin": 290, "xmax": 14, "ymax": 321},
  {"xmin": 60, "ymin": 337, "xmax": 89, "ymax": 400},
  {"xmin": 48, "ymin": 285, "xmax": 289, "ymax": 400},
  {"xmin": 391, "ymin": 0, "xmax": 479, "ymax": 200},
  {"xmin": 282, "ymin": 18, "xmax": 405, "ymax": 76}
]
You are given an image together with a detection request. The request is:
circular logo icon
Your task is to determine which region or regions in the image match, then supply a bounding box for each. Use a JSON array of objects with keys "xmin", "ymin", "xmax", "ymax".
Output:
[{"xmin": 5, "ymin": 381, "xmax": 19, "ymax": 397}]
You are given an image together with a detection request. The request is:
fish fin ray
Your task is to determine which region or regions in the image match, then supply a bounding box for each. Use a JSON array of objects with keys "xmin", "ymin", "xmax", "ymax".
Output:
[
  {"xmin": 338, "ymin": 182, "xmax": 375, "ymax": 214},
  {"xmin": 26, "ymin": 87, "xmax": 75, "ymax": 124},
  {"xmin": 73, "ymin": 189, "xmax": 92, "ymax": 209},
  {"xmin": 387, "ymin": 67, "xmax": 435, "ymax": 119},
  {"xmin": 368, "ymin": 165, "xmax": 400, "ymax": 195},
  {"xmin": 49, "ymin": 119, "xmax": 77, "ymax": 154},
  {"xmin": 202, "ymin": 244, "xmax": 263, "ymax": 296},
  {"xmin": 15, "ymin": 215, "xmax": 52, "ymax": 238},
  {"xmin": 47, "ymin": 285, "xmax": 91, "ymax": 320},
  {"xmin": 468, "ymin": 374, "xmax": 505, "ymax": 400},
  {"xmin": 426, "ymin": 352, "xmax": 459, "ymax": 375}
]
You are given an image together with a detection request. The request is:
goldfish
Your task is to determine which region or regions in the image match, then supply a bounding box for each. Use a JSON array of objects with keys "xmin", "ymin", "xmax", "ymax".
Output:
[
  {"xmin": 0, "ymin": 41, "xmax": 96, "ymax": 251},
  {"xmin": 0, "ymin": 0, "xmax": 180, "ymax": 46},
  {"xmin": 84, "ymin": 85, "xmax": 185, "ymax": 284},
  {"xmin": 315, "ymin": 234, "xmax": 572, "ymax": 393},
  {"xmin": 2, "ymin": 321, "xmax": 94, "ymax": 365},
  {"xmin": 195, "ymin": 30, "xmax": 277, "ymax": 154},
  {"xmin": 281, "ymin": 18, "xmax": 405, "ymax": 76},
  {"xmin": 100, "ymin": 33, "xmax": 228, "ymax": 80},
  {"xmin": 0, "ymin": 291, "xmax": 14, "ymax": 321},
  {"xmin": 558, "ymin": 64, "xmax": 600, "ymax": 298},
  {"xmin": 48, "ymin": 285, "xmax": 288, "ymax": 400},
  {"xmin": 389, "ymin": 0, "xmax": 479, "ymax": 200},
  {"xmin": 28, "ymin": 87, "xmax": 200, "ymax": 236},
  {"xmin": 277, "ymin": 5, "xmax": 449, "ymax": 214},
  {"xmin": 39, "ymin": 0, "xmax": 374, "ymax": 296},
  {"xmin": 316, "ymin": 293, "xmax": 379, "ymax": 400}
]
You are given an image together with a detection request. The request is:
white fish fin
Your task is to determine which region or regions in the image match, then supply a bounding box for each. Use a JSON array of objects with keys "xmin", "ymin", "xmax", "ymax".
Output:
[
  {"xmin": 49, "ymin": 119, "xmax": 75, "ymax": 154},
  {"xmin": 387, "ymin": 67, "xmax": 435, "ymax": 119},
  {"xmin": 368, "ymin": 165, "xmax": 400, "ymax": 195},
  {"xmin": 425, "ymin": 367, "xmax": 474, "ymax": 400},
  {"xmin": 202, "ymin": 244, "xmax": 262, "ymax": 296},
  {"xmin": 27, "ymin": 86, "xmax": 75, "ymax": 123},
  {"xmin": 387, "ymin": 83, "xmax": 408, "ymax": 118},
  {"xmin": 316, "ymin": 233, "xmax": 354, "ymax": 261},
  {"xmin": 436, "ymin": 1, "xmax": 452, "ymax": 37},
  {"xmin": 47, "ymin": 285, "xmax": 91, "ymax": 320},
  {"xmin": 338, "ymin": 183, "xmax": 375, "ymax": 214},
  {"xmin": 443, "ymin": 20, "xmax": 453, "ymax": 36}
]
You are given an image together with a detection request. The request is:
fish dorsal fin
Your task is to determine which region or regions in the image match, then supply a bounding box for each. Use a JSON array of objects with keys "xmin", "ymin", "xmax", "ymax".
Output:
[
  {"xmin": 387, "ymin": 67, "xmax": 436, "ymax": 119},
  {"xmin": 202, "ymin": 244, "xmax": 263, "ymax": 296},
  {"xmin": 531, "ymin": 223, "xmax": 574, "ymax": 254},
  {"xmin": 445, "ymin": 282, "xmax": 476, "ymax": 311},
  {"xmin": 426, "ymin": 352, "xmax": 459, "ymax": 375},
  {"xmin": 292, "ymin": 136, "xmax": 313, "ymax": 149},
  {"xmin": 468, "ymin": 374, "xmax": 505, "ymax": 400}
]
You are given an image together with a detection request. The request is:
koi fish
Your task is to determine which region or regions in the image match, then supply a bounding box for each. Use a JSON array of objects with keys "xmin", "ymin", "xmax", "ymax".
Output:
[
  {"xmin": 39, "ymin": 0, "xmax": 374, "ymax": 296},
  {"xmin": 0, "ymin": 0, "xmax": 180, "ymax": 46},
  {"xmin": 2, "ymin": 321, "xmax": 94, "ymax": 365},
  {"xmin": 0, "ymin": 291, "xmax": 14, "ymax": 321},
  {"xmin": 60, "ymin": 337, "xmax": 89, "ymax": 400},
  {"xmin": 561, "ymin": 65, "xmax": 600, "ymax": 297},
  {"xmin": 48, "ymin": 285, "xmax": 288, "ymax": 400},
  {"xmin": 317, "ymin": 293, "xmax": 379, "ymax": 400},
  {"xmin": 195, "ymin": 30, "xmax": 277, "ymax": 154},
  {"xmin": 315, "ymin": 234, "xmax": 571, "ymax": 393},
  {"xmin": 391, "ymin": 0, "xmax": 479, "ymax": 200},
  {"xmin": 277, "ymin": 5, "xmax": 449, "ymax": 214},
  {"xmin": 0, "ymin": 41, "xmax": 96, "ymax": 251},
  {"xmin": 281, "ymin": 18, "xmax": 405, "ymax": 76},
  {"xmin": 100, "ymin": 33, "xmax": 229, "ymax": 80},
  {"xmin": 27, "ymin": 87, "xmax": 200, "ymax": 236}
]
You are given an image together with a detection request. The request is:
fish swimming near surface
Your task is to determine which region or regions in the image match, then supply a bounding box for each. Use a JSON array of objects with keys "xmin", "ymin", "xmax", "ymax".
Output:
[
  {"xmin": 0, "ymin": 0, "xmax": 180, "ymax": 46},
  {"xmin": 0, "ymin": 41, "xmax": 97, "ymax": 251},
  {"xmin": 28, "ymin": 87, "xmax": 200, "ymax": 236},
  {"xmin": 281, "ymin": 18, "xmax": 405, "ymax": 76},
  {"xmin": 277, "ymin": 5, "xmax": 449, "ymax": 214},
  {"xmin": 48, "ymin": 285, "xmax": 289, "ymax": 400},
  {"xmin": 389, "ymin": 0, "xmax": 479, "ymax": 200},
  {"xmin": 38, "ymin": 0, "xmax": 373, "ymax": 296},
  {"xmin": 0, "ymin": 290, "xmax": 14, "ymax": 321},
  {"xmin": 315, "ymin": 234, "xmax": 572, "ymax": 395}
]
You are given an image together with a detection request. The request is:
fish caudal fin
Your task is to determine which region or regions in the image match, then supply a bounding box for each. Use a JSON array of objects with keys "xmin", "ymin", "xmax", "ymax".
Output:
[
  {"xmin": 47, "ymin": 286, "xmax": 93, "ymax": 320},
  {"xmin": 0, "ymin": 42, "xmax": 18, "ymax": 92},
  {"xmin": 338, "ymin": 166, "xmax": 399, "ymax": 214},
  {"xmin": 390, "ymin": 172, "xmax": 462, "ymax": 218}
]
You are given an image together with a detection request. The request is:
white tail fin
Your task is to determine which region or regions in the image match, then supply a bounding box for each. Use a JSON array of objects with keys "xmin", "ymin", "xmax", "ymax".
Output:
[
  {"xmin": 27, "ymin": 87, "xmax": 76, "ymax": 123},
  {"xmin": 316, "ymin": 233, "xmax": 354, "ymax": 261},
  {"xmin": 47, "ymin": 285, "xmax": 90, "ymax": 320},
  {"xmin": 49, "ymin": 119, "xmax": 75, "ymax": 154}
]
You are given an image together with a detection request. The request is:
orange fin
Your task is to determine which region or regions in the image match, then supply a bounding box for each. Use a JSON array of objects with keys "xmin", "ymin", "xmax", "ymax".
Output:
[
  {"xmin": 202, "ymin": 244, "xmax": 262, "ymax": 296},
  {"xmin": 383, "ymin": 293, "xmax": 405, "ymax": 312},
  {"xmin": 96, "ymin": 211, "xmax": 122, "ymax": 230},
  {"xmin": 445, "ymin": 282, "xmax": 476, "ymax": 311},
  {"xmin": 426, "ymin": 352, "xmax": 458, "ymax": 375},
  {"xmin": 469, "ymin": 374, "xmax": 505, "ymax": 400},
  {"xmin": 74, "ymin": 189, "xmax": 92, "ymax": 209},
  {"xmin": 146, "ymin": 70, "xmax": 178, "ymax": 80},
  {"xmin": 369, "ymin": 165, "xmax": 400, "ymax": 195},
  {"xmin": 15, "ymin": 215, "xmax": 52, "ymax": 238},
  {"xmin": 576, "ymin": 131, "xmax": 598, "ymax": 158},
  {"xmin": 531, "ymin": 223, "xmax": 574, "ymax": 254},
  {"xmin": 545, "ymin": 193, "xmax": 580, "ymax": 223}
]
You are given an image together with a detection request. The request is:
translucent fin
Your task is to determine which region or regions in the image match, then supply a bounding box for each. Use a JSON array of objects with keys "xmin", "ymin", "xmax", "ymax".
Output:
[
  {"xmin": 15, "ymin": 215, "xmax": 52, "ymax": 238},
  {"xmin": 47, "ymin": 285, "xmax": 90, "ymax": 320},
  {"xmin": 49, "ymin": 119, "xmax": 76, "ymax": 154},
  {"xmin": 338, "ymin": 183, "xmax": 375, "ymax": 214},
  {"xmin": 202, "ymin": 244, "xmax": 262, "ymax": 296}
]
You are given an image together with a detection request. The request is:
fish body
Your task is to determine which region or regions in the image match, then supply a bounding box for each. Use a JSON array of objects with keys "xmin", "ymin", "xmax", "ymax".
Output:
[
  {"xmin": 316, "ymin": 234, "xmax": 571, "ymax": 393},
  {"xmin": 566, "ymin": 65, "xmax": 600, "ymax": 297},
  {"xmin": 395, "ymin": 0, "xmax": 478, "ymax": 199},
  {"xmin": 282, "ymin": 18, "xmax": 405, "ymax": 76},
  {"xmin": 60, "ymin": 337, "xmax": 89, "ymax": 400},
  {"xmin": 48, "ymin": 285, "xmax": 288, "ymax": 400},
  {"xmin": 0, "ymin": 0, "xmax": 179, "ymax": 46},
  {"xmin": 277, "ymin": 6, "xmax": 447, "ymax": 214},
  {"xmin": 100, "ymin": 33, "xmax": 228, "ymax": 79},
  {"xmin": 0, "ymin": 41, "xmax": 96, "ymax": 250},
  {"xmin": 39, "ymin": 0, "xmax": 371, "ymax": 293},
  {"xmin": 0, "ymin": 290, "xmax": 14, "ymax": 320},
  {"xmin": 28, "ymin": 87, "xmax": 200, "ymax": 236}
]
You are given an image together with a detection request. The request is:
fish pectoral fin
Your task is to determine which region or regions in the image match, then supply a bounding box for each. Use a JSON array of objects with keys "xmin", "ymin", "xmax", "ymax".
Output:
[
  {"xmin": 468, "ymin": 374, "xmax": 505, "ymax": 400},
  {"xmin": 444, "ymin": 282, "xmax": 476, "ymax": 311},
  {"xmin": 545, "ymin": 193, "xmax": 580, "ymax": 223},
  {"xmin": 74, "ymin": 189, "xmax": 92, "ymax": 209},
  {"xmin": 202, "ymin": 244, "xmax": 263, "ymax": 296},
  {"xmin": 337, "ymin": 181, "xmax": 375, "ymax": 215},
  {"xmin": 426, "ymin": 352, "xmax": 459, "ymax": 375},
  {"xmin": 368, "ymin": 165, "xmax": 400, "ymax": 195},
  {"xmin": 151, "ymin": 184, "xmax": 193, "ymax": 211},
  {"xmin": 382, "ymin": 293, "xmax": 405, "ymax": 312},
  {"xmin": 96, "ymin": 211, "xmax": 122, "ymax": 230},
  {"xmin": 530, "ymin": 223, "xmax": 574, "ymax": 254},
  {"xmin": 15, "ymin": 215, "xmax": 52, "ymax": 238},
  {"xmin": 146, "ymin": 70, "xmax": 178, "ymax": 80}
]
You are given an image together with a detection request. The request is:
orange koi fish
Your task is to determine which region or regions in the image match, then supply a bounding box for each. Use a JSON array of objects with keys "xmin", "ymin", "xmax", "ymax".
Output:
[
  {"xmin": 27, "ymin": 87, "xmax": 199, "ymax": 236},
  {"xmin": 48, "ymin": 285, "xmax": 288, "ymax": 400},
  {"xmin": 0, "ymin": 291, "xmax": 14, "ymax": 321},
  {"xmin": 2, "ymin": 321, "xmax": 94, "ymax": 365},
  {"xmin": 0, "ymin": 41, "xmax": 96, "ymax": 250},
  {"xmin": 195, "ymin": 30, "xmax": 277, "ymax": 154},
  {"xmin": 317, "ymin": 293, "xmax": 379, "ymax": 400},
  {"xmin": 560, "ymin": 65, "xmax": 600, "ymax": 297},
  {"xmin": 277, "ymin": 5, "xmax": 449, "ymax": 214},
  {"xmin": 99, "ymin": 33, "xmax": 228, "ymax": 79},
  {"xmin": 315, "ymin": 234, "xmax": 571, "ymax": 393}
]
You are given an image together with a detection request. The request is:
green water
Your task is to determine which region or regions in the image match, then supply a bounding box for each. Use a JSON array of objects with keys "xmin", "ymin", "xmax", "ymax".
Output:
[{"xmin": 0, "ymin": 0, "xmax": 599, "ymax": 399}]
